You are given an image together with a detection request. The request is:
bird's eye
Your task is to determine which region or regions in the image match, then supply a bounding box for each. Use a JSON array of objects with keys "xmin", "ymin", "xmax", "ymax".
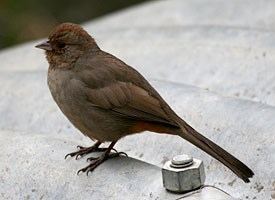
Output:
[{"xmin": 57, "ymin": 43, "xmax": 66, "ymax": 49}]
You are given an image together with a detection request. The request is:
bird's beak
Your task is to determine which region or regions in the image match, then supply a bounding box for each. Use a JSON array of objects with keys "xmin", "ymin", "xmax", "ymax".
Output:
[{"xmin": 35, "ymin": 40, "xmax": 52, "ymax": 51}]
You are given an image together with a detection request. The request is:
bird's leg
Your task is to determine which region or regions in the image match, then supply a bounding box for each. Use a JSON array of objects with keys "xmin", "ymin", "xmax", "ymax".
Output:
[
  {"xmin": 65, "ymin": 141, "xmax": 107, "ymax": 159},
  {"xmin": 77, "ymin": 141, "xmax": 127, "ymax": 175}
]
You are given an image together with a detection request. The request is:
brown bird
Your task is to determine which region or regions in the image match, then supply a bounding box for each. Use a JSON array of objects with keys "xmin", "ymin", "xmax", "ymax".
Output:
[{"xmin": 35, "ymin": 23, "xmax": 254, "ymax": 182}]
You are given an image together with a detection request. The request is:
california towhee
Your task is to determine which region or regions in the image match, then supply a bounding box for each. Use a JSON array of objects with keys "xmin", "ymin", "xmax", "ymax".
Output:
[{"xmin": 35, "ymin": 23, "xmax": 254, "ymax": 182}]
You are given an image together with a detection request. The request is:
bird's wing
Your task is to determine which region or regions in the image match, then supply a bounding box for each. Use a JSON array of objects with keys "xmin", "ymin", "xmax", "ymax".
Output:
[
  {"xmin": 83, "ymin": 80, "xmax": 175, "ymax": 125},
  {"xmin": 74, "ymin": 51, "xmax": 178, "ymax": 126}
]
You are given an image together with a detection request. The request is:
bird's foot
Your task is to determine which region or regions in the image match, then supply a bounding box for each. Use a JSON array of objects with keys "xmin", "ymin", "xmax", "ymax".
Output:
[
  {"xmin": 77, "ymin": 151, "xmax": 127, "ymax": 175},
  {"xmin": 65, "ymin": 141, "xmax": 105, "ymax": 160},
  {"xmin": 86, "ymin": 151, "xmax": 127, "ymax": 162}
]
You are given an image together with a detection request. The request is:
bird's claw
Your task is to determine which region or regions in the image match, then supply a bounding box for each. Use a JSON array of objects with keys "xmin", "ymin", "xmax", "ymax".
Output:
[
  {"xmin": 86, "ymin": 156, "xmax": 97, "ymax": 162},
  {"xmin": 77, "ymin": 151, "xmax": 127, "ymax": 175},
  {"xmin": 77, "ymin": 145, "xmax": 85, "ymax": 150},
  {"xmin": 65, "ymin": 143, "xmax": 102, "ymax": 160}
]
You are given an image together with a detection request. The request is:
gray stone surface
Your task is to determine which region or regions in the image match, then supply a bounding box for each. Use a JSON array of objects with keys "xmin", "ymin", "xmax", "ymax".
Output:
[
  {"xmin": 86, "ymin": 0, "xmax": 275, "ymax": 31},
  {"xmin": 0, "ymin": 0, "xmax": 275, "ymax": 199},
  {"xmin": 0, "ymin": 130, "xmax": 235, "ymax": 200}
]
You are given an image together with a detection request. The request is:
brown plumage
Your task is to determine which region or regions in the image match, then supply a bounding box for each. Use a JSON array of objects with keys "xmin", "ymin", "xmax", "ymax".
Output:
[{"xmin": 35, "ymin": 23, "xmax": 254, "ymax": 182}]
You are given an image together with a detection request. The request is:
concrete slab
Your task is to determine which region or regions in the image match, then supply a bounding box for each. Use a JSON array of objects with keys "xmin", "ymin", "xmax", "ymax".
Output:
[{"xmin": 0, "ymin": 130, "xmax": 235, "ymax": 200}]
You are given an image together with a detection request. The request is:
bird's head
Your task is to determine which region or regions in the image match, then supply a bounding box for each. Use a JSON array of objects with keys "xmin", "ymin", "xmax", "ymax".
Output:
[{"xmin": 35, "ymin": 23, "xmax": 99, "ymax": 68}]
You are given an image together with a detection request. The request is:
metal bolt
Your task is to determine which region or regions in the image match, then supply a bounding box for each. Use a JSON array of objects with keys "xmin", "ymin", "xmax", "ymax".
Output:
[
  {"xmin": 171, "ymin": 154, "xmax": 193, "ymax": 168},
  {"xmin": 162, "ymin": 154, "xmax": 205, "ymax": 193}
]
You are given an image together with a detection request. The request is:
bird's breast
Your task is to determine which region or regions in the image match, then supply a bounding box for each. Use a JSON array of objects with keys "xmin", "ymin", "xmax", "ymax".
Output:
[{"xmin": 47, "ymin": 68, "xmax": 100, "ymax": 140}]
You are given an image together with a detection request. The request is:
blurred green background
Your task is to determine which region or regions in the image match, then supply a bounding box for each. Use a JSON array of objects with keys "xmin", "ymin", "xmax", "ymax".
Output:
[{"xmin": 0, "ymin": 0, "xmax": 149, "ymax": 50}]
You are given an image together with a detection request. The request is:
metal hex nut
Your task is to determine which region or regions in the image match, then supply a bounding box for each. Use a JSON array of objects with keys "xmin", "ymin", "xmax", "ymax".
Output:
[{"xmin": 162, "ymin": 157, "xmax": 205, "ymax": 193}]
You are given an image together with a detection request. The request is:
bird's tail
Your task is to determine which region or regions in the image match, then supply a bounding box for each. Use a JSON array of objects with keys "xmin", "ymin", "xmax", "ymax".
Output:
[{"xmin": 175, "ymin": 119, "xmax": 254, "ymax": 183}]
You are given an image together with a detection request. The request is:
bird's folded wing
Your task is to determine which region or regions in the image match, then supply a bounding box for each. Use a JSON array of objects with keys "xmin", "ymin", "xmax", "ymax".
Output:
[{"xmin": 84, "ymin": 81, "xmax": 175, "ymax": 125}]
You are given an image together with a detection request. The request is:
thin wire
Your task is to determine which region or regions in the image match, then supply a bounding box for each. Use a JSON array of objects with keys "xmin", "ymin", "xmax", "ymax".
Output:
[
  {"xmin": 175, "ymin": 189, "xmax": 202, "ymax": 200},
  {"xmin": 202, "ymin": 184, "xmax": 231, "ymax": 196},
  {"xmin": 174, "ymin": 184, "xmax": 232, "ymax": 200}
]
